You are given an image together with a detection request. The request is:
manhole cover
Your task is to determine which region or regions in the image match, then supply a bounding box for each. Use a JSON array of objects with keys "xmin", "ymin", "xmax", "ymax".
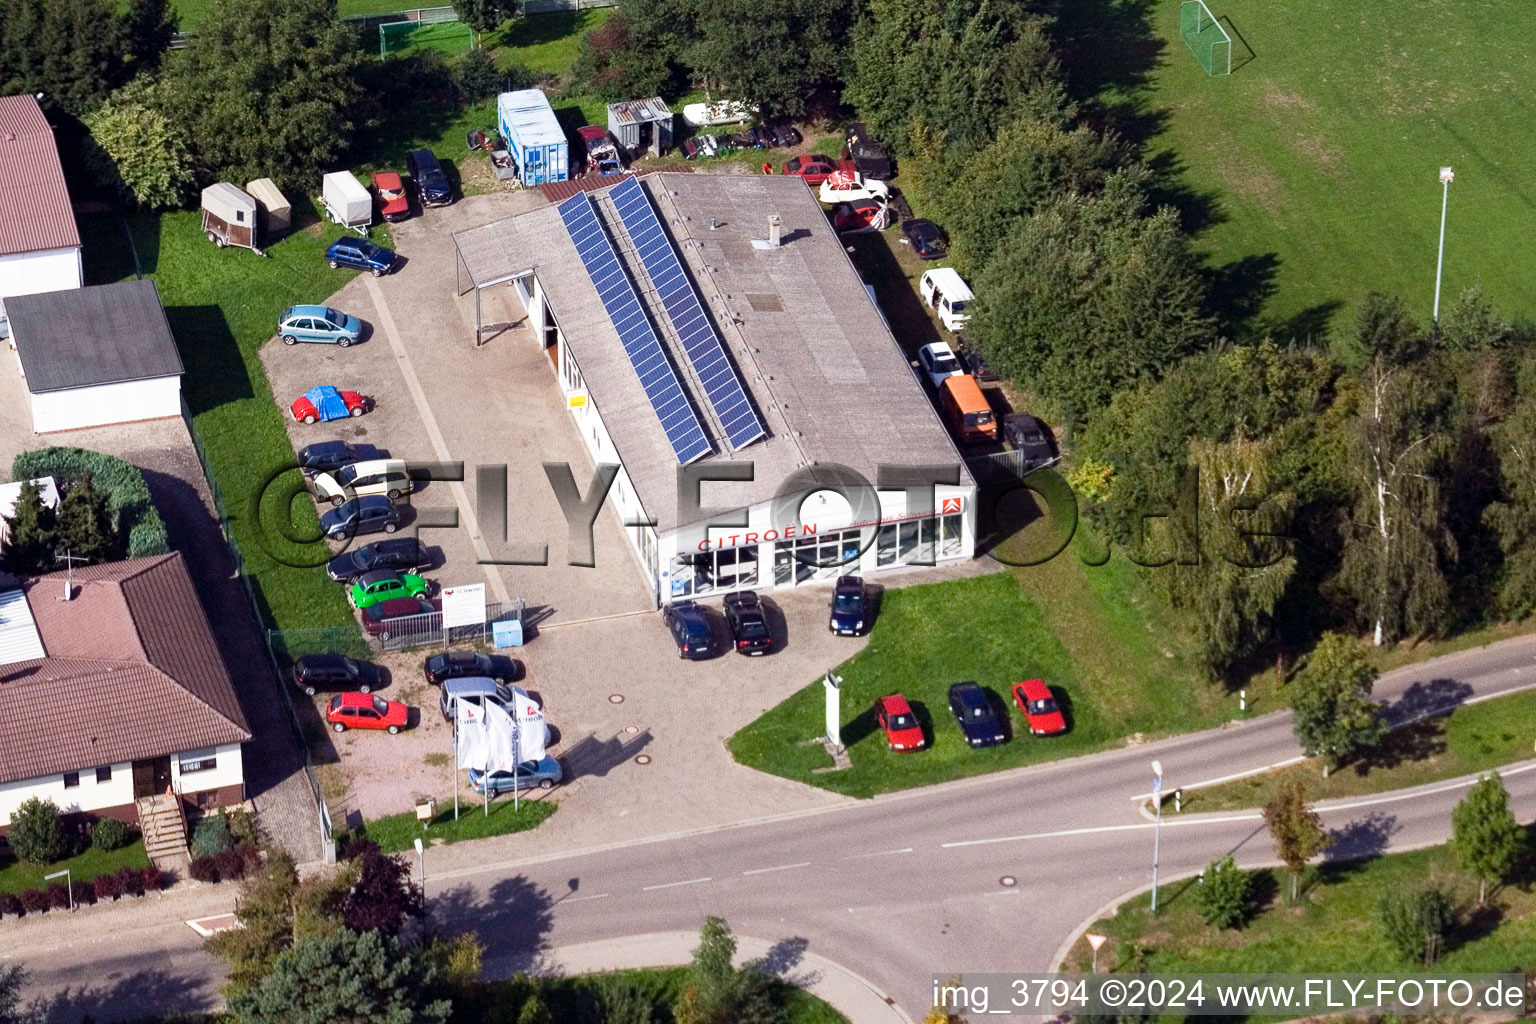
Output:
[
  {"xmin": 1000, "ymin": 876, "xmax": 1017, "ymax": 887},
  {"xmin": 624, "ymin": 725, "xmax": 639, "ymax": 735},
  {"xmin": 609, "ymin": 694, "xmax": 625, "ymax": 704},
  {"xmin": 635, "ymin": 754, "xmax": 652, "ymax": 765}
]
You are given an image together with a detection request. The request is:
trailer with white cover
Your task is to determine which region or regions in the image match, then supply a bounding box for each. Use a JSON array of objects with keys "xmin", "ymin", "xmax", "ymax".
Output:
[
  {"xmin": 497, "ymin": 89, "xmax": 569, "ymax": 187},
  {"xmin": 200, "ymin": 182, "xmax": 263, "ymax": 254},
  {"xmin": 321, "ymin": 171, "xmax": 372, "ymax": 235}
]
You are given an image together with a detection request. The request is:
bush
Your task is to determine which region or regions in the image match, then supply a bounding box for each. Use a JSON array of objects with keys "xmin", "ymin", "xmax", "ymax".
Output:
[
  {"xmin": 189, "ymin": 855, "xmax": 220, "ymax": 883},
  {"xmin": 46, "ymin": 883, "xmax": 71, "ymax": 910},
  {"xmin": 18, "ymin": 889, "xmax": 48, "ymax": 915},
  {"xmin": 236, "ymin": 843, "xmax": 263, "ymax": 877},
  {"xmin": 191, "ymin": 814, "xmax": 234, "ymax": 857},
  {"xmin": 116, "ymin": 864, "xmax": 146, "ymax": 898},
  {"xmin": 142, "ymin": 866, "xmax": 165, "ymax": 892},
  {"xmin": 227, "ymin": 807, "xmax": 258, "ymax": 847},
  {"xmin": 214, "ymin": 848, "xmax": 245, "ymax": 882},
  {"xmin": 1378, "ymin": 883, "xmax": 1456, "ymax": 965},
  {"xmin": 0, "ymin": 892, "xmax": 20, "ymax": 917},
  {"xmin": 7, "ymin": 797, "xmax": 64, "ymax": 866},
  {"xmin": 453, "ymin": 47, "xmax": 501, "ymax": 103},
  {"xmin": 95, "ymin": 872, "xmax": 121, "ymax": 902},
  {"xmin": 11, "ymin": 446, "xmax": 169, "ymax": 560},
  {"xmin": 91, "ymin": 816, "xmax": 130, "ymax": 852},
  {"xmin": 1194, "ymin": 855, "xmax": 1252, "ymax": 930}
]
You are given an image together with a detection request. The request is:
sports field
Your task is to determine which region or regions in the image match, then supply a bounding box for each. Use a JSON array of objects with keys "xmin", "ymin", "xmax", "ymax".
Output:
[{"xmin": 1119, "ymin": 0, "xmax": 1536, "ymax": 336}]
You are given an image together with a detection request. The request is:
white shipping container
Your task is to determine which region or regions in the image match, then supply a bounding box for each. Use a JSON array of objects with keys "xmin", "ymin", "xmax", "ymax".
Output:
[{"xmin": 322, "ymin": 171, "xmax": 372, "ymax": 231}]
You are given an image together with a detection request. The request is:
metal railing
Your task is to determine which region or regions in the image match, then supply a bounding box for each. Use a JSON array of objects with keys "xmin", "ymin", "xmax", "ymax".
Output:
[
  {"xmin": 269, "ymin": 598, "xmax": 526, "ymax": 656},
  {"xmin": 965, "ymin": 449, "xmax": 1060, "ymax": 483}
]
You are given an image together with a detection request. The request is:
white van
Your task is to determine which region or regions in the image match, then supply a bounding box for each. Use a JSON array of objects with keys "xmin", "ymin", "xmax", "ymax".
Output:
[
  {"xmin": 919, "ymin": 268, "xmax": 973, "ymax": 333},
  {"xmin": 311, "ymin": 458, "xmax": 412, "ymax": 506}
]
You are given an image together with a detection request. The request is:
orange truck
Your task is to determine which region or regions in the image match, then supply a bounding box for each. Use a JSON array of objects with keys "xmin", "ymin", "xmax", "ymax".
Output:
[{"xmin": 939, "ymin": 374, "xmax": 996, "ymax": 443}]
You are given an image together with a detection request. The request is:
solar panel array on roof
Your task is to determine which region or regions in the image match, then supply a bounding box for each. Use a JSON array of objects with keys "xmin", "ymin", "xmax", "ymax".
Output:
[
  {"xmin": 556, "ymin": 192, "xmax": 711, "ymax": 464},
  {"xmin": 609, "ymin": 176, "xmax": 767, "ymax": 451}
]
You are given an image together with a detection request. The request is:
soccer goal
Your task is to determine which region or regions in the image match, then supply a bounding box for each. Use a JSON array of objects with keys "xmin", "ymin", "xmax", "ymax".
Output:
[
  {"xmin": 379, "ymin": 15, "xmax": 474, "ymax": 59},
  {"xmin": 1180, "ymin": 0, "xmax": 1232, "ymax": 76}
]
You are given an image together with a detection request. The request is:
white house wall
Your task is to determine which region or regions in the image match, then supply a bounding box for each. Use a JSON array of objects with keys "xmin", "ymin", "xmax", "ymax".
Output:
[
  {"xmin": 28, "ymin": 375, "xmax": 182, "ymax": 433},
  {"xmin": 0, "ymin": 246, "xmax": 82, "ymax": 303},
  {"xmin": 171, "ymin": 743, "xmax": 244, "ymax": 797},
  {"xmin": 0, "ymin": 761, "xmax": 135, "ymax": 821}
]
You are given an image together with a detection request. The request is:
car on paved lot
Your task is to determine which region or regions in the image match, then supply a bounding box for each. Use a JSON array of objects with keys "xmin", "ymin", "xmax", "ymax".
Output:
[
  {"xmin": 873, "ymin": 694, "xmax": 925, "ymax": 752},
  {"xmin": 722, "ymin": 590, "xmax": 771, "ymax": 655},
  {"xmin": 832, "ymin": 199, "xmax": 887, "ymax": 233},
  {"xmin": 901, "ymin": 218, "xmax": 947, "ymax": 260},
  {"xmin": 845, "ymin": 121, "xmax": 893, "ymax": 180},
  {"xmin": 1001, "ymin": 413, "xmax": 1057, "ymax": 471},
  {"xmin": 291, "ymin": 386, "xmax": 368, "ymax": 424},
  {"xmin": 917, "ymin": 342, "xmax": 964, "ymax": 389},
  {"xmin": 782, "ymin": 155, "xmax": 837, "ymax": 186},
  {"xmin": 1011, "ymin": 678, "xmax": 1068, "ymax": 736},
  {"xmin": 291, "ymin": 653, "xmax": 381, "ymax": 696},
  {"xmin": 663, "ymin": 600, "xmax": 715, "ymax": 659},
  {"xmin": 948, "ymin": 682, "xmax": 1006, "ymax": 748},
  {"xmin": 371, "ymin": 171, "xmax": 410, "ymax": 222},
  {"xmin": 829, "ymin": 575, "xmax": 867, "ymax": 635},
  {"xmin": 362, "ymin": 595, "xmax": 441, "ymax": 639},
  {"xmin": 325, "ymin": 537, "xmax": 429, "ymax": 582},
  {"xmin": 299, "ymin": 440, "xmax": 381, "ymax": 479},
  {"xmin": 326, "ymin": 692, "xmax": 409, "ymax": 733},
  {"xmin": 763, "ymin": 122, "xmax": 803, "ymax": 148},
  {"xmin": 320, "ymin": 495, "xmax": 402, "ymax": 540},
  {"xmin": 310, "ymin": 458, "xmax": 412, "ymax": 506},
  {"xmin": 348, "ymin": 569, "xmax": 430, "ymax": 610},
  {"xmin": 424, "ymin": 649, "xmax": 524, "ymax": 686},
  {"xmin": 438, "ymin": 677, "xmax": 543, "ymax": 723},
  {"xmin": 277, "ymin": 305, "xmax": 362, "ymax": 347},
  {"xmin": 324, "ymin": 237, "xmax": 396, "ymax": 276},
  {"xmin": 468, "ymin": 755, "xmax": 563, "ymax": 794},
  {"xmin": 407, "ymin": 148, "xmax": 454, "ymax": 207}
]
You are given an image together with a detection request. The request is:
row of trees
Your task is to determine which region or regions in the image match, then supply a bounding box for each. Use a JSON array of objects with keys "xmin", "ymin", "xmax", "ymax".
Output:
[
  {"xmin": 0, "ymin": 0, "xmax": 174, "ymax": 115},
  {"xmin": 1, "ymin": 474, "xmax": 117, "ymax": 574}
]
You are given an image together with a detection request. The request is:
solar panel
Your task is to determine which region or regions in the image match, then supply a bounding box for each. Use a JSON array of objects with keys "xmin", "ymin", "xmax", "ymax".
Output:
[
  {"xmin": 609, "ymin": 177, "xmax": 767, "ymax": 450},
  {"xmin": 556, "ymin": 193, "xmax": 712, "ymax": 464}
]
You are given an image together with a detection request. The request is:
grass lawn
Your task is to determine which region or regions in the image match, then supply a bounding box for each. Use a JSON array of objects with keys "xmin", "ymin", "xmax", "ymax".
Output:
[
  {"xmin": 1064, "ymin": 835, "xmax": 1536, "ymax": 986},
  {"xmin": 380, "ymin": 20, "xmax": 476, "ymax": 59},
  {"xmin": 361, "ymin": 794, "xmax": 555, "ymax": 853},
  {"xmin": 1165, "ymin": 687, "xmax": 1536, "ymax": 815},
  {"xmin": 1080, "ymin": 0, "xmax": 1536, "ymax": 336},
  {"xmin": 0, "ymin": 839, "xmax": 149, "ymax": 894},
  {"xmin": 169, "ymin": 0, "xmax": 437, "ymax": 31}
]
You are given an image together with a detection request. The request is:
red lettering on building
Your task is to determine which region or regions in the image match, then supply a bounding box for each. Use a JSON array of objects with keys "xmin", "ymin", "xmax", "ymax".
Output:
[{"xmin": 745, "ymin": 532, "xmax": 759, "ymax": 545}]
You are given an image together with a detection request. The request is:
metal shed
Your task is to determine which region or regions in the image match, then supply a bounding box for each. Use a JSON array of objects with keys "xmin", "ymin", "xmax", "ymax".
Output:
[
  {"xmin": 200, "ymin": 183, "xmax": 260, "ymax": 253},
  {"xmin": 607, "ymin": 97, "xmax": 673, "ymax": 159},
  {"xmin": 244, "ymin": 178, "xmax": 291, "ymax": 238}
]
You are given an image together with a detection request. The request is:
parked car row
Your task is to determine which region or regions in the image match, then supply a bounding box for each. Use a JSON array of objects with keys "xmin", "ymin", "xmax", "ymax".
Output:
[
  {"xmin": 875, "ymin": 679, "xmax": 1067, "ymax": 753},
  {"xmin": 682, "ymin": 123, "xmax": 804, "ymax": 161},
  {"xmin": 660, "ymin": 576, "xmax": 873, "ymax": 658}
]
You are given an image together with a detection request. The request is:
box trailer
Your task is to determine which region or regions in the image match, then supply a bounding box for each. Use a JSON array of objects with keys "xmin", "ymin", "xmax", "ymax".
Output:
[
  {"xmin": 201, "ymin": 182, "xmax": 263, "ymax": 254},
  {"xmin": 321, "ymin": 171, "xmax": 372, "ymax": 235},
  {"xmin": 497, "ymin": 90, "xmax": 569, "ymax": 187},
  {"xmin": 245, "ymin": 178, "xmax": 291, "ymax": 238}
]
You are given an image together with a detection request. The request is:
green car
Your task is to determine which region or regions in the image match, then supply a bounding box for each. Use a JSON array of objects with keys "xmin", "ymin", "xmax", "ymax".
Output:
[{"xmin": 348, "ymin": 569, "xmax": 430, "ymax": 610}]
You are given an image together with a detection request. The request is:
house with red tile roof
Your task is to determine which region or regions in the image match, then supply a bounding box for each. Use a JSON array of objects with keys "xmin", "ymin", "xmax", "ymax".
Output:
[
  {"xmin": 0, "ymin": 94, "xmax": 83, "ymax": 303},
  {"xmin": 0, "ymin": 552, "xmax": 251, "ymax": 837}
]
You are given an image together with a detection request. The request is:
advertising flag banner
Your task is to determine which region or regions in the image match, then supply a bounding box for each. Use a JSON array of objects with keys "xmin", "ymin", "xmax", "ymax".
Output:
[
  {"xmin": 512, "ymin": 689, "xmax": 548, "ymax": 762},
  {"xmin": 484, "ymin": 700, "xmax": 519, "ymax": 772},
  {"xmin": 455, "ymin": 701, "xmax": 488, "ymax": 769}
]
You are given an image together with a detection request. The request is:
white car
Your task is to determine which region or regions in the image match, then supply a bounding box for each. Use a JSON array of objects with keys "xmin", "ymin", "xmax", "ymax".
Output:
[
  {"xmin": 917, "ymin": 342, "xmax": 965, "ymax": 389},
  {"xmin": 818, "ymin": 173, "xmax": 891, "ymax": 205},
  {"xmin": 682, "ymin": 100, "xmax": 752, "ymax": 127},
  {"xmin": 310, "ymin": 458, "xmax": 412, "ymax": 506}
]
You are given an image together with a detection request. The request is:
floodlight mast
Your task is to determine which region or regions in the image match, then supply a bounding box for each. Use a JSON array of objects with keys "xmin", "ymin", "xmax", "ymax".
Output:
[{"xmin": 1432, "ymin": 166, "xmax": 1454, "ymax": 338}]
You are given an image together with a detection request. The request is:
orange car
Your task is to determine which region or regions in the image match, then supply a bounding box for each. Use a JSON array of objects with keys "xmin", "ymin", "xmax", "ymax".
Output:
[{"xmin": 371, "ymin": 171, "xmax": 410, "ymax": 223}]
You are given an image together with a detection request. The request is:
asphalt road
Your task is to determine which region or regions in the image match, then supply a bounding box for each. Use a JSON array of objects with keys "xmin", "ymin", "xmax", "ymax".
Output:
[{"xmin": 15, "ymin": 635, "xmax": 1536, "ymax": 1022}]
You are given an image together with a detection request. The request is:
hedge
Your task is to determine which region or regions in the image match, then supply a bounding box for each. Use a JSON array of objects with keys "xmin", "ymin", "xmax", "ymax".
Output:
[{"xmin": 11, "ymin": 447, "xmax": 169, "ymax": 559}]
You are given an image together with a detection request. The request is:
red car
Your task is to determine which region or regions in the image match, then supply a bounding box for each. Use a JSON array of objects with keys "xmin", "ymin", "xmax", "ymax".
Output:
[
  {"xmin": 783, "ymin": 155, "xmax": 837, "ymax": 186},
  {"xmin": 833, "ymin": 199, "xmax": 887, "ymax": 233},
  {"xmin": 873, "ymin": 694, "xmax": 925, "ymax": 752},
  {"xmin": 362, "ymin": 595, "xmax": 442, "ymax": 640},
  {"xmin": 289, "ymin": 387, "xmax": 369, "ymax": 425},
  {"xmin": 1011, "ymin": 678, "xmax": 1067, "ymax": 736},
  {"xmin": 326, "ymin": 691, "xmax": 409, "ymax": 734},
  {"xmin": 371, "ymin": 171, "xmax": 410, "ymax": 222}
]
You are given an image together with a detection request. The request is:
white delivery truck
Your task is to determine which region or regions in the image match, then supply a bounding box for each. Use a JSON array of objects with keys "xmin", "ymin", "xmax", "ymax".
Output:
[
  {"xmin": 321, "ymin": 171, "xmax": 372, "ymax": 235},
  {"xmin": 920, "ymin": 267, "xmax": 974, "ymax": 333}
]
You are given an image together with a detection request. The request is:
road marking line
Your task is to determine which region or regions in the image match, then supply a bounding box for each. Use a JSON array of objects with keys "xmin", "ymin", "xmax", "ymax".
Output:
[
  {"xmin": 1129, "ymin": 755, "xmax": 1306, "ymax": 801},
  {"xmin": 742, "ymin": 862, "xmax": 811, "ymax": 876},
  {"xmin": 984, "ymin": 889, "xmax": 1022, "ymax": 897},
  {"xmin": 563, "ymin": 893, "xmax": 610, "ymax": 903},
  {"xmin": 363, "ymin": 274, "xmax": 512, "ymax": 606},
  {"xmin": 642, "ymin": 876, "xmax": 713, "ymax": 891},
  {"xmin": 841, "ymin": 847, "xmax": 913, "ymax": 860},
  {"xmin": 942, "ymin": 815, "xmax": 1263, "ymax": 848}
]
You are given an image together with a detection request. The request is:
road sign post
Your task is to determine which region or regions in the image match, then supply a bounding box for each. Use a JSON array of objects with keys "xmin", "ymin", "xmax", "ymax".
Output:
[
  {"xmin": 1086, "ymin": 932, "xmax": 1107, "ymax": 973},
  {"xmin": 414, "ymin": 837, "xmax": 425, "ymax": 897},
  {"xmin": 823, "ymin": 671, "xmax": 843, "ymax": 752},
  {"xmin": 43, "ymin": 869, "xmax": 71, "ymax": 910},
  {"xmin": 1150, "ymin": 760, "xmax": 1164, "ymax": 914}
]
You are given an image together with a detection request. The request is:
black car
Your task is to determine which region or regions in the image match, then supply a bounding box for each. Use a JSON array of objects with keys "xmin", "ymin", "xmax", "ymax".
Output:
[
  {"xmin": 829, "ymin": 575, "xmax": 867, "ymax": 636},
  {"xmin": 765, "ymin": 122, "xmax": 803, "ymax": 149},
  {"xmin": 298, "ymin": 440, "xmax": 381, "ymax": 479},
  {"xmin": 406, "ymin": 148, "xmax": 453, "ymax": 207},
  {"xmin": 722, "ymin": 591, "xmax": 771, "ymax": 655},
  {"xmin": 901, "ymin": 219, "xmax": 947, "ymax": 260},
  {"xmin": 423, "ymin": 649, "xmax": 524, "ymax": 686},
  {"xmin": 320, "ymin": 495, "xmax": 402, "ymax": 540},
  {"xmin": 845, "ymin": 121, "xmax": 892, "ymax": 180},
  {"xmin": 662, "ymin": 600, "xmax": 715, "ymax": 659},
  {"xmin": 1001, "ymin": 413, "xmax": 1057, "ymax": 470},
  {"xmin": 326, "ymin": 538, "xmax": 430, "ymax": 583},
  {"xmin": 957, "ymin": 337, "xmax": 999, "ymax": 383},
  {"xmin": 292, "ymin": 653, "xmax": 381, "ymax": 696},
  {"xmin": 948, "ymin": 682, "xmax": 1006, "ymax": 748}
]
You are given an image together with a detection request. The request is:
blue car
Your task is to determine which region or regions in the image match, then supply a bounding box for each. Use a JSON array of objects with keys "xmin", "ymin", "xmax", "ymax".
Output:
[
  {"xmin": 320, "ymin": 495, "xmax": 402, "ymax": 540},
  {"xmin": 948, "ymin": 682, "xmax": 1006, "ymax": 748},
  {"xmin": 325, "ymin": 237, "xmax": 396, "ymax": 276},
  {"xmin": 278, "ymin": 305, "xmax": 362, "ymax": 347},
  {"xmin": 468, "ymin": 756, "xmax": 563, "ymax": 794}
]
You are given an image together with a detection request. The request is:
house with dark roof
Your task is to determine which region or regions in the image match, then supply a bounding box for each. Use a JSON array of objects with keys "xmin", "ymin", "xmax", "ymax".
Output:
[
  {"xmin": 0, "ymin": 552, "xmax": 251, "ymax": 840},
  {"xmin": 0, "ymin": 95, "xmax": 82, "ymax": 303},
  {"xmin": 5, "ymin": 279, "xmax": 185, "ymax": 433}
]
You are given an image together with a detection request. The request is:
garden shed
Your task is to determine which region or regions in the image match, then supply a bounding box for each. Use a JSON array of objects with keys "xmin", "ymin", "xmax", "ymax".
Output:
[
  {"xmin": 244, "ymin": 178, "xmax": 291, "ymax": 238},
  {"xmin": 607, "ymin": 97, "xmax": 673, "ymax": 158}
]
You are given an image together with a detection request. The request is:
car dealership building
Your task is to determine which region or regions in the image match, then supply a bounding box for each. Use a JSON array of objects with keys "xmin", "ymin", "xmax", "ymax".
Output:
[{"xmin": 453, "ymin": 173, "xmax": 976, "ymax": 602}]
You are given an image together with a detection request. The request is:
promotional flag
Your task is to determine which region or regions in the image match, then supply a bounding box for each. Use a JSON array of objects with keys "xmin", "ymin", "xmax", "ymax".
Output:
[
  {"xmin": 455, "ymin": 700, "xmax": 488, "ymax": 769},
  {"xmin": 511, "ymin": 688, "xmax": 548, "ymax": 762},
  {"xmin": 483, "ymin": 699, "xmax": 519, "ymax": 773}
]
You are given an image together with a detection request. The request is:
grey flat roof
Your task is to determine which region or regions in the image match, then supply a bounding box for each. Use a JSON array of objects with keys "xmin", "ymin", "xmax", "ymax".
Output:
[
  {"xmin": 454, "ymin": 215, "xmax": 539, "ymax": 289},
  {"xmin": 8, "ymin": 279, "xmax": 183, "ymax": 393},
  {"xmin": 493, "ymin": 173, "xmax": 971, "ymax": 534}
]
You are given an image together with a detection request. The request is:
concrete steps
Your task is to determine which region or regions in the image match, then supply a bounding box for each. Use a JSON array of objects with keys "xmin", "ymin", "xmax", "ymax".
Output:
[{"xmin": 136, "ymin": 794, "xmax": 189, "ymax": 869}]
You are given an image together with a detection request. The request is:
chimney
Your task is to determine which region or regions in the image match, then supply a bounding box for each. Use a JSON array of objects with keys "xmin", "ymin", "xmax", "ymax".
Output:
[{"xmin": 768, "ymin": 215, "xmax": 782, "ymax": 247}]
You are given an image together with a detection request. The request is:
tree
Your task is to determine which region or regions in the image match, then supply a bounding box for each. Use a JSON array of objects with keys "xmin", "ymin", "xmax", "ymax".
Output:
[
  {"xmin": 684, "ymin": 0, "xmax": 855, "ymax": 118},
  {"xmin": 122, "ymin": 0, "xmax": 176, "ymax": 71},
  {"xmin": 227, "ymin": 929, "xmax": 449, "ymax": 1024},
  {"xmin": 341, "ymin": 849, "xmax": 424, "ymax": 937},
  {"xmin": 1339, "ymin": 292, "xmax": 1426, "ymax": 369},
  {"xmin": 1262, "ymin": 781, "xmax": 1331, "ymax": 902},
  {"xmin": 53, "ymin": 472, "xmax": 116, "ymax": 564},
  {"xmin": 452, "ymin": 47, "xmax": 503, "ymax": 103},
  {"xmin": 1439, "ymin": 287, "xmax": 1512, "ymax": 352},
  {"xmin": 516, "ymin": 992, "xmax": 554, "ymax": 1024},
  {"xmin": 1287, "ymin": 632, "xmax": 1387, "ymax": 773},
  {"xmin": 0, "ymin": 479, "xmax": 57, "ymax": 575},
  {"xmin": 206, "ymin": 850, "xmax": 301, "ymax": 997},
  {"xmin": 450, "ymin": 0, "xmax": 516, "ymax": 45},
  {"xmin": 0, "ymin": 964, "xmax": 42, "ymax": 1024},
  {"xmin": 689, "ymin": 915, "xmax": 739, "ymax": 1020},
  {"xmin": 1194, "ymin": 855, "xmax": 1251, "ymax": 930},
  {"xmin": 570, "ymin": 11, "xmax": 673, "ymax": 102},
  {"xmin": 1450, "ymin": 771, "xmax": 1521, "ymax": 905},
  {"xmin": 84, "ymin": 78, "xmax": 194, "ymax": 208},
  {"xmin": 162, "ymin": 0, "xmax": 362, "ymax": 188},
  {"xmin": 1376, "ymin": 882, "xmax": 1454, "ymax": 965},
  {"xmin": 1482, "ymin": 354, "xmax": 1536, "ymax": 617},
  {"xmin": 7, "ymin": 798, "xmax": 64, "ymax": 867},
  {"xmin": 0, "ymin": 0, "xmax": 130, "ymax": 115},
  {"xmin": 596, "ymin": 975, "xmax": 654, "ymax": 1024}
]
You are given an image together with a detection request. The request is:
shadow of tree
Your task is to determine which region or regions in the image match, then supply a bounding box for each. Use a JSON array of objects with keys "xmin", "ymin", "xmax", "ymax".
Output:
[
  {"xmin": 33, "ymin": 965, "xmax": 219, "ymax": 1024},
  {"xmin": 1325, "ymin": 811, "xmax": 1399, "ymax": 866},
  {"xmin": 429, "ymin": 873, "xmax": 557, "ymax": 982},
  {"xmin": 1384, "ymin": 677, "xmax": 1474, "ymax": 727}
]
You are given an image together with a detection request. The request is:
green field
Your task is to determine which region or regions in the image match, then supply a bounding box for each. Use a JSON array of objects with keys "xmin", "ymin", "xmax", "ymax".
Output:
[
  {"xmin": 360, "ymin": 794, "xmax": 556, "ymax": 854},
  {"xmin": 1091, "ymin": 0, "xmax": 1536, "ymax": 335},
  {"xmin": 168, "ymin": 0, "xmax": 429, "ymax": 31}
]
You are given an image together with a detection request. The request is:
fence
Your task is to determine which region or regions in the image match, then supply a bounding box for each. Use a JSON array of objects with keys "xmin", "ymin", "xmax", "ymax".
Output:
[
  {"xmin": 170, "ymin": 1, "xmax": 615, "ymax": 47},
  {"xmin": 269, "ymin": 598, "xmax": 527, "ymax": 658},
  {"xmin": 965, "ymin": 449, "xmax": 1059, "ymax": 484}
]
